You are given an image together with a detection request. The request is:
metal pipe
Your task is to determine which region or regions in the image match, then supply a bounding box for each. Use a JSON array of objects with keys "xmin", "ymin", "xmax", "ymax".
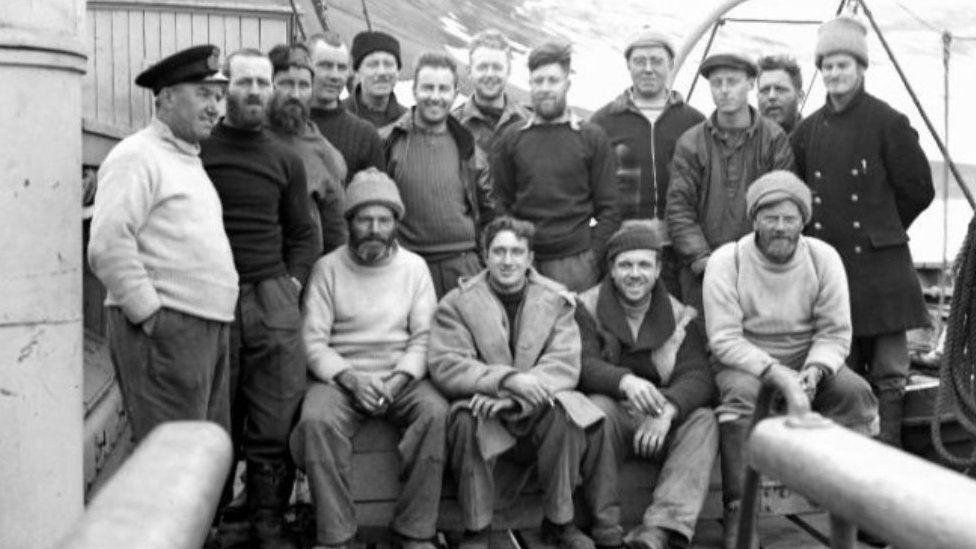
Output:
[
  {"xmin": 749, "ymin": 416, "xmax": 976, "ymax": 549},
  {"xmin": 829, "ymin": 514, "xmax": 856, "ymax": 549},
  {"xmin": 58, "ymin": 422, "xmax": 233, "ymax": 549}
]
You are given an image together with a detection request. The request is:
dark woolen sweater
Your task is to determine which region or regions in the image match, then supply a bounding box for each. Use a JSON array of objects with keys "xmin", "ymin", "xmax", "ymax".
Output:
[
  {"xmin": 201, "ymin": 123, "xmax": 319, "ymax": 285},
  {"xmin": 491, "ymin": 120, "xmax": 620, "ymax": 261},
  {"xmin": 309, "ymin": 105, "xmax": 386, "ymax": 183}
]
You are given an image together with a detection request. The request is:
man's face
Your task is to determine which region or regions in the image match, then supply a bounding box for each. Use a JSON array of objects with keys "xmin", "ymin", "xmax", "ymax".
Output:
[
  {"xmin": 529, "ymin": 62, "xmax": 570, "ymax": 120},
  {"xmin": 162, "ymin": 82, "xmax": 224, "ymax": 143},
  {"xmin": 628, "ymin": 45, "xmax": 672, "ymax": 99},
  {"xmin": 485, "ymin": 230, "xmax": 533, "ymax": 293},
  {"xmin": 469, "ymin": 46, "xmax": 510, "ymax": 103},
  {"xmin": 413, "ymin": 66, "xmax": 456, "ymax": 127},
  {"xmin": 226, "ymin": 55, "xmax": 273, "ymax": 129},
  {"xmin": 821, "ymin": 53, "xmax": 863, "ymax": 98},
  {"xmin": 310, "ymin": 41, "xmax": 350, "ymax": 107},
  {"xmin": 349, "ymin": 204, "xmax": 397, "ymax": 264},
  {"xmin": 758, "ymin": 69, "xmax": 801, "ymax": 129},
  {"xmin": 358, "ymin": 50, "xmax": 399, "ymax": 98},
  {"xmin": 610, "ymin": 249, "xmax": 661, "ymax": 304},
  {"xmin": 270, "ymin": 66, "xmax": 313, "ymax": 135},
  {"xmin": 708, "ymin": 67, "xmax": 753, "ymax": 116},
  {"xmin": 754, "ymin": 199, "xmax": 804, "ymax": 263}
]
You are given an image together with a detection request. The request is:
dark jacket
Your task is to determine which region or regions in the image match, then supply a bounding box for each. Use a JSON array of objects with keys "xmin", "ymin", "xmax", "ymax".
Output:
[
  {"xmin": 590, "ymin": 89, "xmax": 705, "ymax": 220},
  {"xmin": 791, "ymin": 86, "xmax": 933, "ymax": 336},
  {"xmin": 575, "ymin": 278, "xmax": 716, "ymax": 424},
  {"xmin": 343, "ymin": 84, "xmax": 408, "ymax": 131},
  {"xmin": 452, "ymin": 95, "xmax": 530, "ymax": 157},
  {"xmin": 383, "ymin": 110, "xmax": 495, "ymax": 234}
]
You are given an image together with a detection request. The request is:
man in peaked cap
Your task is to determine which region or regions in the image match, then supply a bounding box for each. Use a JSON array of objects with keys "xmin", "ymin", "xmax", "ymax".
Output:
[
  {"xmin": 88, "ymin": 44, "xmax": 238, "ymax": 447},
  {"xmin": 344, "ymin": 30, "xmax": 408, "ymax": 130}
]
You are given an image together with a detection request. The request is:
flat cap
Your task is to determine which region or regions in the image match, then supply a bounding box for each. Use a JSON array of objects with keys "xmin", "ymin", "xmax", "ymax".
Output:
[
  {"xmin": 136, "ymin": 44, "xmax": 224, "ymax": 95},
  {"xmin": 623, "ymin": 27, "xmax": 675, "ymax": 60},
  {"xmin": 699, "ymin": 52, "xmax": 758, "ymax": 79}
]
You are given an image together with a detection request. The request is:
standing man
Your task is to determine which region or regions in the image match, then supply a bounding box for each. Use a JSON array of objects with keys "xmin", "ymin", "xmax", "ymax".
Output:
[
  {"xmin": 269, "ymin": 43, "xmax": 348, "ymax": 254},
  {"xmin": 757, "ymin": 54, "xmax": 805, "ymax": 135},
  {"xmin": 452, "ymin": 29, "xmax": 529, "ymax": 154},
  {"xmin": 492, "ymin": 41, "xmax": 620, "ymax": 292},
  {"xmin": 88, "ymin": 45, "xmax": 238, "ymax": 443},
  {"xmin": 201, "ymin": 48, "xmax": 319, "ymax": 549},
  {"xmin": 666, "ymin": 52, "xmax": 793, "ymax": 316},
  {"xmin": 792, "ymin": 16, "xmax": 934, "ymax": 448},
  {"xmin": 306, "ymin": 32, "xmax": 386, "ymax": 183},
  {"xmin": 384, "ymin": 52, "xmax": 494, "ymax": 298},
  {"xmin": 429, "ymin": 216, "xmax": 621, "ymax": 549},
  {"xmin": 345, "ymin": 30, "xmax": 408, "ymax": 131},
  {"xmin": 590, "ymin": 27, "xmax": 705, "ymax": 295},
  {"xmin": 576, "ymin": 221, "xmax": 717, "ymax": 549},
  {"xmin": 291, "ymin": 169, "xmax": 446, "ymax": 549}
]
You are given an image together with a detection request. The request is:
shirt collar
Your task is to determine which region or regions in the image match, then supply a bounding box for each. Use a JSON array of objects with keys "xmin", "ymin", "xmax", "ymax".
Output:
[
  {"xmin": 150, "ymin": 117, "xmax": 201, "ymax": 156},
  {"xmin": 520, "ymin": 108, "xmax": 582, "ymax": 131}
]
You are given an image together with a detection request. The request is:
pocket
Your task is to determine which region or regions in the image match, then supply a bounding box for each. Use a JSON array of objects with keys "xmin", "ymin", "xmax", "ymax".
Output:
[
  {"xmin": 151, "ymin": 308, "xmax": 192, "ymax": 340},
  {"xmin": 261, "ymin": 277, "xmax": 302, "ymax": 330},
  {"xmin": 868, "ymin": 230, "xmax": 909, "ymax": 249}
]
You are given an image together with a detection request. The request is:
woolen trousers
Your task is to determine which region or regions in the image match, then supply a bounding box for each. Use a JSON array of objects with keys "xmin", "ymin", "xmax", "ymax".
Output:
[
  {"xmin": 536, "ymin": 249, "xmax": 599, "ymax": 293},
  {"xmin": 422, "ymin": 249, "xmax": 482, "ymax": 299}
]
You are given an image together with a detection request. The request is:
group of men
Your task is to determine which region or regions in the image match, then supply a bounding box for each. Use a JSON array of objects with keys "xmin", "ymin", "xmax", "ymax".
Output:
[{"xmin": 88, "ymin": 11, "xmax": 933, "ymax": 549}]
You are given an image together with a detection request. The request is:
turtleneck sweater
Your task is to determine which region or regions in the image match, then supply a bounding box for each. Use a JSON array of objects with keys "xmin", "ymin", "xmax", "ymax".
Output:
[{"xmin": 309, "ymin": 104, "xmax": 386, "ymax": 183}]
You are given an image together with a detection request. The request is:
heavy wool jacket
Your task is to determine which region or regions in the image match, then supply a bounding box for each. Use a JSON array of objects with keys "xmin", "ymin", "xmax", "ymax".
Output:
[{"xmin": 791, "ymin": 86, "xmax": 934, "ymax": 336}]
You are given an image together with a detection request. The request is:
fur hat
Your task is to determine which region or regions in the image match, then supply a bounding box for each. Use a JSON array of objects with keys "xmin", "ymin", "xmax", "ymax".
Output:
[
  {"xmin": 344, "ymin": 168, "xmax": 405, "ymax": 220},
  {"xmin": 623, "ymin": 27, "xmax": 675, "ymax": 60},
  {"xmin": 350, "ymin": 31, "xmax": 402, "ymax": 71},
  {"xmin": 746, "ymin": 170, "xmax": 812, "ymax": 223},
  {"xmin": 816, "ymin": 16, "xmax": 869, "ymax": 68},
  {"xmin": 605, "ymin": 220, "xmax": 663, "ymax": 264}
]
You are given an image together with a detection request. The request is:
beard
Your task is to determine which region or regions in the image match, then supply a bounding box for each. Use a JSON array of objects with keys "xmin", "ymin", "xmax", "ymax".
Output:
[
  {"xmin": 758, "ymin": 230, "xmax": 800, "ymax": 263},
  {"xmin": 532, "ymin": 93, "xmax": 567, "ymax": 121},
  {"xmin": 269, "ymin": 96, "xmax": 309, "ymax": 136},
  {"xmin": 350, "ymin": 228, "xmax": 396, "ymax": 264},
  {"xmin": 226, "ymin": 93, "xmax": 267, "ymax": 129}
]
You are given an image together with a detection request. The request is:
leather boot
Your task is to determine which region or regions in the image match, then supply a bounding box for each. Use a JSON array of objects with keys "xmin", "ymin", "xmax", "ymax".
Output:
[
  {"xmin": 719, "ymin": 419, "xmax": 758, "ymax": 549},
  {"xmin": 877, "ymin": 388, "xmax": 904, "ymax": 448},
  {"xmin": 247, "ymin": 460, "xmax": 298, "ymax": 549}
]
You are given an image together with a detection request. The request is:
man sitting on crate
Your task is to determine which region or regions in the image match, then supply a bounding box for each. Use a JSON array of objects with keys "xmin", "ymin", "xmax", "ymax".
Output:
[
  {"xmin": 575, "ymin": 220, "xmax": 718, "ymax": 549},
  {"xmin": 290, "ymin": 168, "xmax": 447, "ymax": 549},
  {"xmin": 428, "ymin": 216, "xmax": 622, "ymax": 549},
  {"xmin": 702, "ymin": 170, "xmax": 879, "ymax": 549}
]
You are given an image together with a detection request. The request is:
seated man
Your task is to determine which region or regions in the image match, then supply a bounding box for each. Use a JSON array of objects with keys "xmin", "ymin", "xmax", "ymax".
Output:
[
  {"xmin": 703, "ymin": 170, "xmax": 878, "ymax": 549},
  {"xmin": 576, "ymin": 221, "xmax": 718, "ymax": 549},
  {"xmin": 428, "ymin": 216, "xmax": 621, "ymax": 549},
  {"xmin": 290, "ymin": 168, "xmax": 447, "ymax": 549}
]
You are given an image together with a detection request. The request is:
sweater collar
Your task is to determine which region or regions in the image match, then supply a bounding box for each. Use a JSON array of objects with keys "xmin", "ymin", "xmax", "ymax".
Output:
[
  {"xmin": 520, "ymin": 108, "xmax": 582, "ymax": 131},
  {"xmin": 150, "ymin": 117, "xmax": 201, "ymax": 156},
  {"xmin": 705, "ymin": 105, "xmax": 761, "ymax": 137},
  {"xmin": 606, "ymin": 88, "xmax": 685, "ymax": 116},
  {"xmin": 825, "ymin": 84, "xmax": 867, "ymax": 116},
  {"xmin": 212, "ymin": 119, "xmax": 269, "ymax": 142},
  {"xmin": 347, "ymin": 84, "xmax": 404, "ymax": 119},
  {"xmin": 456, "ymin": 95, "xmax": 529, "ymax": 128},
  {"xmin": 595, "ymin": 277, "xmax": 675, "ymax": 350}
]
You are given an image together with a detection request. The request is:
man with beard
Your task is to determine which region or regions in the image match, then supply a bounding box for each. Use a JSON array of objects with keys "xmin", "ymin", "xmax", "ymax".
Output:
[
  {"xmin": 291, "ymin": 169, "xmax": 446, "ymax": 549},
  {"xmin": 452, "ymin": 29, "xmax": 529, "ymax": 154},
  {"xmin": 791, "ymin": 16, "xmax": 934, "ymax": 454},
  {"xmin": 88, "ymin": 45, "xmax": 238, "ymax": 443},
  {"xmin": 201, "ymin": 48, "xmax": 318, "ymax": 549},
  {"xmin": 757, "ymin": 54, "xmax": 805, "ymax": 135},
  {"xmin": 575, "ymin": 221, "xmax": 717, "ymax": 549},
  {"xmin": 269, "ymin": 43, "xmax": 348, "ymax": 255},
  {"xmin": 307, "ymin": 32, "xmax": 386, "ymax": 183},
  {"xmin": 384, "ymin": 51, "xmax": 493, "ymax": 297},
  {"xmin": 590, "ymin": 27, "xmax": 705, "ymax": 296},
  {"xmin": 344, "ymin": 30, "xmax": 408, "ymax": 131},
  {"xmin": 703, "ymin": 170, "xmax": 878, "ymax": 549},
  {"xmin": 492, "ymin": 41, "xmax": 620, "ymax": 292},
  {"xmin": 666, "ymin": 52, "xmax": 793, "ymax": 319}
]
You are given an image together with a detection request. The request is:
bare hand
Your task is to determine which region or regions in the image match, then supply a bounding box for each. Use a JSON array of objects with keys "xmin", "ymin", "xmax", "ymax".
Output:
[
  {"xmin": 619, "ymin": 374, "xmax": 667, "ymax": 416},
  {"xmin": 469, "ymin": 394, "xmax": 517, "ymax": 418},
  {"xmin": 761, "ymin": 363, "xmax": 811, "ymax": 415},
  {"xmin": 141, "ymin": 310, "xmax": 161, "ymax": 337},
  {"xmin": 691, "ymin": 256, "xmax": 709, "ymax": 276},
  {"xmin": 338, "ymin": 371, "xmax": 389, "ymax": 415},
  {"xmin": 382, "ymin": 371, "xmax": 412, "ymax": 402},
  {"xmin": 502, "ymin": 373, "xmax": 551, "ymax": 408},
  {"xmin": 797, "ymin": 365, "xmax": 825, "ymax": 402},
  {"xmin": 634, "ymin": 413, "xmax": 673, "ymax": 458}
]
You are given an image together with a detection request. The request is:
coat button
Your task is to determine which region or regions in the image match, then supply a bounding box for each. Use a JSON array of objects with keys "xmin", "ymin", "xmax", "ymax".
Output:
[
  {"xmin": 814, "ymin": 196, "xmax": 822, "ymax": 205},
  {"xmin": 853, "ymin": 221, "xmax": 861, "ymax": 229},
  {"xmin": 814, "ymin": 222, "xmax": 822, "ymax": 230},
  {"xmin": 854, "ymin": 245, "xmax": 862, "ymax": 254},
  {"xmin": 851, "ymin": 194, "xmax": 859, "ymax": 202},
  {"xmin": 814, "ymin": 171, "xmax": 822, "ymax": 179}
]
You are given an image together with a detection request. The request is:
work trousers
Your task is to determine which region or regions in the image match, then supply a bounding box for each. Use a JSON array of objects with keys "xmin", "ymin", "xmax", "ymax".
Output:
[
  {"xmin": 536, "ymin": 249, "xmax": 599, "ymax": 293},
  {"xmin": 230, "ymin": 276, "xmax": 307, "ymax": 466},
  {"xmin": 589, "ymin": 396, "xmax": 718, "ymax": 542},
  {"xmin": 447, "ymin": 405, "xmax": 620, "ymax": 539},
  {"xmin": 106, "ymin": 306, "xmax": 230, "ymax": 443},
  {"xmin": 290, "ymin": 380, "xmax": 448, "ymax": 545},
  {"xmin": 423, "ymin": 249, "xmax": 482, "ymax": 299},
  {"xmin": 715, "ymin": 365, "xmax": 878, "ymax": 435},
  {"xmin": 847, "ymin": 332, "xmax": 910, "ymax": 394}
]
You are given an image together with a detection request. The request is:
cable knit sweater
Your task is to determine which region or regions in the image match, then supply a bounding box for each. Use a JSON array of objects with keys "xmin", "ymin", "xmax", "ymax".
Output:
[
  {"xmin": 88, "ymin": 117, "xmax": 239, "ymax": 324},
  {"xmin": 703, "ymin": 233, "xmax": 851, "ymax": 376}
]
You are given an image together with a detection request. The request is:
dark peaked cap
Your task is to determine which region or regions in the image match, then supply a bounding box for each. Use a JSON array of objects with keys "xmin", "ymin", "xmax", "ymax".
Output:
[
  {"xmin": 136, "ymin": 44, "xmax": 224, "ymax": 95},
  {"xmin": 698, "ymin": 52, "xmax": 758, "ymax": 78}
]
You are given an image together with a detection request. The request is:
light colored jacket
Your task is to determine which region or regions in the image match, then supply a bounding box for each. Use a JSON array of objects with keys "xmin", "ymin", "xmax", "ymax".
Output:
[{"xmin": 428, "ymin": 268, "xmax": 604, "ymax": 458}]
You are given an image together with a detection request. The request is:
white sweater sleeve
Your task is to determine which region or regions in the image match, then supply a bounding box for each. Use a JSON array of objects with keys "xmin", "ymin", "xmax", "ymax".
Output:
[
  {"xmin": 394, "ymin": 265, "xmax": 437, "ymax": 380},
  {"xmin": 805, "ymin": 242, "xmax": 852, "ymax": 373},
  {"xmin": 302, "ymin": 259, "xmax": 352, "ymax": 382}
]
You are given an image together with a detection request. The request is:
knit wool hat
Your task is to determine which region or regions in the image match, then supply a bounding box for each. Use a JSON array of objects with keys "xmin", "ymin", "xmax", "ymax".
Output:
[
  {"xmin": 351, "ymin": 30, "xmax": 402, "ymax": 71},
  {"xmin": 816, "ymin": 16, "xmax": 869, "ymax": 68},
  {"xmin": 623, "ymin": 27, "xmax": 675, "ymax": 60},
  {"xmin": 746, "ymin": 170, "xmax": 812, "ymax": 223},
  {"xmin": 605, "ymin": 220, "xmax": 663, "ymax": 263},
  {"xmin": 344, "ymin": 168, "xmax": 405, "ymax": 220}
]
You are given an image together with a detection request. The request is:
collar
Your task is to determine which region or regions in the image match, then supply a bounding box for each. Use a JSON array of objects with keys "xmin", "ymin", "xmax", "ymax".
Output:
[
  {"xmin": 705, "ymin": 105, "xmax": 761, "ymax": 138},
  {"xmin": 150, "ymin": 117, "xmax": 201, "ymax": 156},
  {"xmin": 349, "ymin": 83, "xmax": 403, "ymax": 117},
  {"xmin": 520, "ymin": 108, "xmax": 583, "ymax": 131},
  {"xmin": 456, "ymin": 94, "xmax": 528, "ymax": 126},
  {"xmin": 606, "ymin": 88, "xmax": 684, "ymax": 115},
  {"xmin": 826, "ymin": 84, "xmax": 867, "ymax": 116},
  {"xmin": 595, "ymin": 277, "xmax": 675, "ymax": 350},
  {"xmin": 386, "ymin": 108, "xmax": 476, "ymax": 159}
]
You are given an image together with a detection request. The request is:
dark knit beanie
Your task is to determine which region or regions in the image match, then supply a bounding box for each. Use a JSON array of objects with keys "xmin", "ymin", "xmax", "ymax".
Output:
[
  {"xmin": 351, "ymin": 31, "xmax": 402, "ymax": 71},
  {"xmin": 816, "ymin": 16, "xmax": 869, "ymax": 68},
  {"xmin": 344, "ymin": 168, "xmax": 405, "ymax": 220},
  {"xmin": 605, "ymin": 220, "xmax": 663, "ymax": 264},
  {"xmin": 746, "ymin": 170, "xmax": 812, "ymax": 223},
  {"xmin": 268, "ymin": 43, "xmax": 313, "ymax": 76}
]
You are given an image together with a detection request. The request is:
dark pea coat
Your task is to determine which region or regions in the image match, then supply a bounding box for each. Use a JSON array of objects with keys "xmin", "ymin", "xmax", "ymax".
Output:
[{"xmin": 791, "ymin": 86, "xmax": 934, "ymax": 337}]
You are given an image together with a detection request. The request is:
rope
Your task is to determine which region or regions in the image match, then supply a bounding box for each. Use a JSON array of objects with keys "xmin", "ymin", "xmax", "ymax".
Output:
[{"xmin": 931, "ymin": 214, "xmax": 976, "ymax": 468}]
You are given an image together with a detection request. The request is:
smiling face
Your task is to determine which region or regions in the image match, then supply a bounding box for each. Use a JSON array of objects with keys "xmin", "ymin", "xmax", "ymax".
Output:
[
  {"xmin": 754, "ymin": 199, "xmax": 804, "ymax": 263},
  {"xmin": 225, "ymin": 54, "xmax": 273, "ymax": 129},
  {"xmin": 529, "ymin": 62, "xmax": 570, "ymax": 120},
  {"xmin": 610, "ymin": 249, "xmax": 661, "ymax": 304},
  {"xmin": 820, "ymin": 52, "xmax": 863, "ymax": 99},
  {"xmin": 159, "ymin": 81, "xmax": 225, "ymax": 143},
  {"xmin": 358, "ymin": 50, "xmax": 399, "ymax": 99},
  {"xmin": 310, "ymin": 40, "xmax": 350, "ymax": 108},
  {"xmin": 486, "ymin": 229, "xmax": 533, "ymax": 293},
  {"xmin": 758, "ymin": 68, "xmax": 801, "ymax": 129},
  {"xmin": 628, "ymin": 45, "xmax": 672, "ymax": 100},
  {"xmin": 708, "ymin": 67, "xmax": 753, "ymax": 116},
  {"xmin": 469, "ymin": 46, "xmax": 510, "ymax": 104},
  {"xmin": 413, "ymin": 65, "xmax": 456, "ymax": 128}
]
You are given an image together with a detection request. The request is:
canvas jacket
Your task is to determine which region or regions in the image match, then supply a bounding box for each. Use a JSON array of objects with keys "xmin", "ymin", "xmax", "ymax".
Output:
[{"xmin": 452, "ymin": 95, "xmax": 530, "ymax": 155}]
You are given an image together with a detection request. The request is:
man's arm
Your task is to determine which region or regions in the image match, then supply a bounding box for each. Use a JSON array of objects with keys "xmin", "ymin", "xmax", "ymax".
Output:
[
  {"xmin": 364, "ymin": 126, "xmax": 387, "ymax": 172},
  {"xmin": 805, "ymin": 243, "xmax": 852, "ymax": 374},
  {"xmin": 586, "ymin": 124, "xmax": 622, "ymax": 260},
  {"xmin": 473, "ymin": 146, "xmax": 496, "ymax": 230},
  {"xmin": 881, "ymin": 112, "xmax": 935, "ymax": 228},
  {"xmin": 281, "ymin": 154, "xmax": 320, "ymax": 285},
  {"xmin": 575, "ymin": 303, "xmax": 630, "ymax": 396},
  {"xmin": 301, "ymin": 260, "xmax": 353, "ymax": 382},
  {"xmin": 522, "ymin": 297, "xmax": 582, "ymax": 393},
  {"xmin": 658, "ymin": 321, "xmax": 717, "ymax": 423},
  {"xmin": 489, "ymin": 126, "xmax": 517, "ymax": 216},
  {"xmin": 392, "ymin": 267, "xmax": 437, "ymax": 380},
  {"xmin": 666, "ymin": 130, "xmax": 711, "ymax": 267}
]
